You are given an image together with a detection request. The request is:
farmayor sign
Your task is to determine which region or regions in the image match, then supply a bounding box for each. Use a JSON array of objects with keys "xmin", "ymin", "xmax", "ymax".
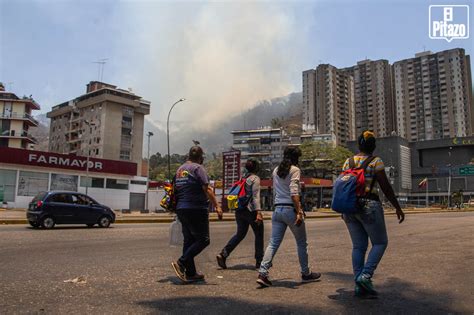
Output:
[
  {"xmin": 28, "ymin": 153, "xmax": 104, "ymax": 170},
  {"xmin": 0, "ymin": 147, "xmax": 137, "ymax": 176}
]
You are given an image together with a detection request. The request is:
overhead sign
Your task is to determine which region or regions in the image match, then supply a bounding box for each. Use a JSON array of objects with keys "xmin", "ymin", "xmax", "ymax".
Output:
[
  {"xmin": 452, "ymin": 137, "xmax": 474, "ymax": 145},
  {"xmin": 0, "ymin": 147, "xmax": 137, "ymax": 176},
  {"xmin": 459, "ymin": 166, "xmax": 474, "ymax": 176},
  {"xmin": 222, "ymin": 150, "xmax": 241, "ymax": 193}
]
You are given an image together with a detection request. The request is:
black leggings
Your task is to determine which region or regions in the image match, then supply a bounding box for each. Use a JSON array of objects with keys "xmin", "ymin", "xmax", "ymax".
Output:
[{"xmin": 222, "ymin": 210, "xmax": 264, "ymax": 262}]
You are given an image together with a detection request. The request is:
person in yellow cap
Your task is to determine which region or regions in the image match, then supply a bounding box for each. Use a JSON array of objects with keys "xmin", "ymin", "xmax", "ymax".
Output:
[{"xmin": 341, "ymin": 130, "xmax": 405, "ymax": 298}]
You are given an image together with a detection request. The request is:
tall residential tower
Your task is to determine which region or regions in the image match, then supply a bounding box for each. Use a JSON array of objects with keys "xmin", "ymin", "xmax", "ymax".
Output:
[
  {"xmin": 342, "ymin": 59, "xmax": 395, "ymax": 137},
  {"xmin": 302, "ymin": 64, "xmax": 355, "ymax": 145},
  {"xmin": 393, "ymin": 48, "xmax": 473, "ymax": 141}
]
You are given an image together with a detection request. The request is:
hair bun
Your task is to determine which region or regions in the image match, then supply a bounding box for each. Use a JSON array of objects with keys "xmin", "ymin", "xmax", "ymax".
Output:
[{"xmin": 363, "ymin": 131, "xmax": 375, "ymax": 140}]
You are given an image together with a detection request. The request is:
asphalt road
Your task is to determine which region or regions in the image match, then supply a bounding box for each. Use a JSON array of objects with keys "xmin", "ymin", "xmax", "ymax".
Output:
[{"xmin": 0, "ymin": 212, "xmax": 473, "ymax": 314}]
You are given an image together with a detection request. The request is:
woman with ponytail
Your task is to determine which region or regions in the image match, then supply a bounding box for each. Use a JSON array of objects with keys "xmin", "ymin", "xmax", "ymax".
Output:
[{"xmin": 257, "ymin": 146, "xmax": 321, "ymax": 287}]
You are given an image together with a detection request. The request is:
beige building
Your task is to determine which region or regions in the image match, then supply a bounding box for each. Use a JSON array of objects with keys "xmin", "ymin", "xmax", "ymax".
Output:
[
  {"xmin": 342, "ymin": 59, "xmax": 395, "ymax": 137},
  {"xmin": 393, "ymin": 49, "xmax": 473, "ymax": 141},
  {"xmin": 302, "ymin": 69, "xmax": 317, "ymax": 131},
  {"xmin": 0, "ymin": 83, "xmax": 40, "ymax": 149},
  {"xmin": 47, "ymin": 81, "xmax": 150, "ymax": 174},
  {"xmin": 302, "ymin": 64, "xmax": 355, "ymax": 145}
]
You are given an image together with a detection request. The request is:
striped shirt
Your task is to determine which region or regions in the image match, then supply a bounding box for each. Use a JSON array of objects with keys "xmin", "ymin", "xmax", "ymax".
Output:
[{"xmin": 342, "ymin": 155, "xmax": 385, "ymax": 194}]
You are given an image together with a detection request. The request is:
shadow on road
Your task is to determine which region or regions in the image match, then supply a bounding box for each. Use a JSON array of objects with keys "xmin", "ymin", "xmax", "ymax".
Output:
[
  {"xmin": 148, "ymin": 273, "xmax": 465, "ymax": 313},
  {"xmin": 225, "ymin": 264, "xmax": 255, "ymax": 271},
  {"xmin": 325, "ymin": 272, "xmax": 464, "ymax": 314},
  {"xmin": 26, "ymin": 226, "xmax": 116, "ymax": 230},
  {"xmin": 137, "ymin": 296, "xmax": 316, "ymax": 314},
  {"xmin": 157, "ymin": 276, "xmax": 217, "ymax": 286},
  {"xmin": 255, "ymin": 278, "xmax": 318, "ymax": 290}
]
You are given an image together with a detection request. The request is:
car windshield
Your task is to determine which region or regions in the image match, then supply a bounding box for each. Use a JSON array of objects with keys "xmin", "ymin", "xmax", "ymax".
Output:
[{"xmin": 31, "ymin": 192, "xmax": 48, "ymax": 202}]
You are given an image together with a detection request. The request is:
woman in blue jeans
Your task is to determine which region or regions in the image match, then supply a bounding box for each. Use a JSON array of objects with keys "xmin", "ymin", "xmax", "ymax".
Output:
[
  {"xmin": 342, "ymin": 131, "xmax": 405, "ymax": 298},
  {"xmin": 257, "ymin": 147, "xmax": 321, "ymax": 287}
]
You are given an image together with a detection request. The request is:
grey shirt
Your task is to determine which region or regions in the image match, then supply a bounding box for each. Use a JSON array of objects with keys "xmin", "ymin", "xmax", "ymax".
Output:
[
  {"xmin": 246, "ymin": 174, "xmax": 261, "ymax": 211},
  {"xmin": 272, "ymin": 165, "xmax": 301, "ymax": 205}
]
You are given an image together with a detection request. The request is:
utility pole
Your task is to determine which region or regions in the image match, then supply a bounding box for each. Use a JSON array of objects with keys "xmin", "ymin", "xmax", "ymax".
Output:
[{"xmin": 145, "ymin": 132, "xmax": 154, "ymax": 211}]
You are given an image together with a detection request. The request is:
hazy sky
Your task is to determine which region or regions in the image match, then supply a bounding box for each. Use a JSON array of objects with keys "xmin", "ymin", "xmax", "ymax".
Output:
[{"xmin": 1, "ymin": 0, "xmax": 472, "ymax": 133}]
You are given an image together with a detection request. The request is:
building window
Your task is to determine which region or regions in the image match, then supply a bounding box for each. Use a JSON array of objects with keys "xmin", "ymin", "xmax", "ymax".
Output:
[
  {"xmin": 122, "ymin": 106, "xmax": 134, "ymax": 117},
  {"xmin": 80, "ymin": 177, "xmax": 105, "ymax": 188},
  {"xmin": 130, "ymin": 180, "xmax": 147, "ymax": 185},
  {"xmin": 18, "ymin": 171, "xmax": 49, "ymax": 196},
  {"xmin": 50, "ymin": 174, "xmax": 78, "ymax": 192},
  {"xmin": 0, "ymin": 169, "xmax": 17, "ymax": 202},
  {"xmin": 120, "ymin": 150, "xmax": 131, "ymax": 160},
  {"xmin": 106, "ymin": 179, "xmax": 129, "ymax": 190}
]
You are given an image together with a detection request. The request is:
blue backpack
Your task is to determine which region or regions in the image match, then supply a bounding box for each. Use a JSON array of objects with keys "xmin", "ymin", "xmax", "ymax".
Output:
[{"xmin": 332, "ymin": 156, "xmax": 376, "ymax": 214}]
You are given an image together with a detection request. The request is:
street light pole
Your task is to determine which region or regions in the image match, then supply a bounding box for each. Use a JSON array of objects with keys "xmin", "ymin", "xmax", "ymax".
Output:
[
  {"xmin": 167, "ymin": 98, "xmax": 186, "ymax": 180},
  {"xmin": 145, "ymin": 131, "xmax": 154, "ymax": 211},
  {"xmin": 447, "ymin": 147, "xmax": 453, "ymax": 208}
]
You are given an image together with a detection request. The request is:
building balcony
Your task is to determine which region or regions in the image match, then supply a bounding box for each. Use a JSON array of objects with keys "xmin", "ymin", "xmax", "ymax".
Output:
[
  {"xmin": 0, "ymin": 112, "xmax": 39, "ymax": 126},
  {"xmin": 0, "ymin": 129, "xmax": 37, "ymax": 143},
  {"xmin": 67, "ymin": 136, "xmax": 81, "ymax": 143}
]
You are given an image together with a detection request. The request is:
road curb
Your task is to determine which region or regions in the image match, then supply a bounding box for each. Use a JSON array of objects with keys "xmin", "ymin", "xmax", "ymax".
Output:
[{"xmin": 2, "ymin": 209, "xmax": 473, "ymax": 225}]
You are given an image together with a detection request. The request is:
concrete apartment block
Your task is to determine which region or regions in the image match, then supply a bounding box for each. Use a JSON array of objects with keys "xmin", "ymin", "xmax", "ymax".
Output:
[
  {"xmin": 47, "ymin": 81, "xmax": 150, "ymax": 175},
  {"xmin": 342, "ymin": 59, "xmax": 395, "ymax": 137},
  {"xmin": 393, "ymin": 48, "xmax": 473, "ymax": 141},
  {"xmin": 0, "ymin": 83, "xmax": 40, "ymax": 149}
]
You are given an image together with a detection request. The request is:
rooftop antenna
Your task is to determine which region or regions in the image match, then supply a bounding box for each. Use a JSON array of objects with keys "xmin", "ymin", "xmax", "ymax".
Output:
[
  {"xmin": 92, "ymin": 58, "xmax": 108, "ymax": 81},
  {"xmin": 422, "ymin": 45, "xmax": 426, "ymax": 52}
]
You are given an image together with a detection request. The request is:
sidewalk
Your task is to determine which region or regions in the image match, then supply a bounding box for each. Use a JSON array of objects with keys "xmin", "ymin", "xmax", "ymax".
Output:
[{"xmin": 1, "ymin": 207, "xmax": 473, "ymax": 224}]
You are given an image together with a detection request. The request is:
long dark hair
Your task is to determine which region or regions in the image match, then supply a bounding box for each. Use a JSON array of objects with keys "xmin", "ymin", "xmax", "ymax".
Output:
[{"xmin": 277, "ymin": 146, "xmax": 302, "ymax": 178}]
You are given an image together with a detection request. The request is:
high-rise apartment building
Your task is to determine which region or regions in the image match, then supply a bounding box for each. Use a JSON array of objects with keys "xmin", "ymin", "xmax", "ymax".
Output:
[
  {"xmin": 302, "ymin": 64, "xmax": 355, "ymax": 145},
  {"xmin": 393, "ymin": 48, "xmax": 473, "ymax": 141},
  {"xmin": 0, "ymin": 83, "xmax": 40, "ymax": 149},
  {"xmin": 302, "ymin": 69, "xmax": 317, "ymax": 131},
  {"xmin": 342, "ymin": 59, "xmax": 395, "ymax": 137},
  {"xmin": 47, "ymin": 81, "xmax": 150, "ymax": 174}
]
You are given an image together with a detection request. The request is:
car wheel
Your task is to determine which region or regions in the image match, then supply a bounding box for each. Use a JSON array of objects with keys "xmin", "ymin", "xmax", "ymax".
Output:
[
  {"xmin": 86, "ymin": 224, "xmax": 95, "ymax": 228},
  {"xmin": 98, "ymin": 216, "xmax": 111, "ymax": 228},
  {"xmin": 29, "ymin": 221, "xmax": 40, "ymax": 228},
  {"xmin": 41, "ymin": 217, "xmax": 55, "ymax": 229}
]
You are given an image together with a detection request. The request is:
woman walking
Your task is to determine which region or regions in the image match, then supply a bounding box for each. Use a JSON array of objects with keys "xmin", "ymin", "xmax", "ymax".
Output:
[
  {"xmin": 216, "ymin": 158, "xmax": 264, "ymax": 269},
  {"xmin": 171, "ymin": 146, "xmax": 222, "ymax": 283},
  {"xmin": 342, "ymin": 131, "xmax": 405, "ymax": 298},
  {"xmin": 257, "ymin": 147, "xmax": 321, "ymax": 287}
]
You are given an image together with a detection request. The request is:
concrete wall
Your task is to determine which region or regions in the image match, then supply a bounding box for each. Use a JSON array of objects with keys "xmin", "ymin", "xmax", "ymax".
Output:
[
  {"xmin": 132, "ymin": 112, "xmax": 144, "ymax": 175},
  {"xmin": 0, "ymin": 164, "xmax": 145, "ymax": 209},
  {"xmin": 102, "ymin": 101, "xmax": 123, "ymax": 161}
]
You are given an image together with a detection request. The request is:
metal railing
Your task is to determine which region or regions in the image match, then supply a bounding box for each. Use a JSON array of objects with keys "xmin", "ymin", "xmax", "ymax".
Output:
[{"xmin": 0, "ymin": 112, "xmax": 38, "ymax": 125}]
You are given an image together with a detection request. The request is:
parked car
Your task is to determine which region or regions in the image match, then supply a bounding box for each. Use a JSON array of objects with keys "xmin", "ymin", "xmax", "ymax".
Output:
[{"xmin": 27, "ymin": 191, "xmax": 116, "ymax": 229}]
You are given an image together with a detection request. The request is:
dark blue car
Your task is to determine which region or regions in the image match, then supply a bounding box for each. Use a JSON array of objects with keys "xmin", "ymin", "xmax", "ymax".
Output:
[{"xmin": 27, "ymin": 191, "xmax": 116, "ymax": 229}]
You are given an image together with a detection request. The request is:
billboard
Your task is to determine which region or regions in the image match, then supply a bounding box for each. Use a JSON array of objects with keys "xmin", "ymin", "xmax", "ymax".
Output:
[{"xmin": 222, "ymin": 150, "xmax": 241, "ymax": 194}]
